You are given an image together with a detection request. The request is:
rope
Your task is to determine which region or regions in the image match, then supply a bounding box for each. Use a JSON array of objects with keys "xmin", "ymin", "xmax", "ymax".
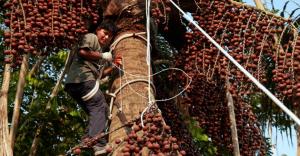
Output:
[
  {"xmin": 168, "ymin": 0, "xmax": 300, "ymax": 126},
  {"xmin": 145, "ymin": 0, "xmax": 153, "ymax": 127},
  {"xmin": 111, "ymin": 64, "xmax": 192, "ymax": 102},
  {"xmin": 106, "ymin": 6, "xmax": 192, "ymax": 127},
  {"xmin": 105, "ymin": 6, "xmax": 193, "ymax": 128},
  {"xmin": 106, "ymin": 79, "xmax": 156, "ymax": 120},
  {"xmin": 79, "ymin": 32, "xmax": 148, "ymax": 102},
  {"xmin": 106, "ymin": 29, "xmax": 157, "ymax": 128}
]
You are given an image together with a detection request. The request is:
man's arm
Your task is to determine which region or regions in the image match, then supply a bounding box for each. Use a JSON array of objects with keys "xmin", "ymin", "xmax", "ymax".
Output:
[
  {"xmin": 101, "ymin": 55, "xmax": 123, "ymax": 78},
  {"xmin": 78, "ymin": 48, "xmax": 102, "ymax": 61}
]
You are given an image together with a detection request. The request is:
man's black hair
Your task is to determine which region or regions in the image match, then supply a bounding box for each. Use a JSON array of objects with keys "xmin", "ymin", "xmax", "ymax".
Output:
[{"xmin": 96, "ymin": 21, "xmax": 118, "ymax": 35}]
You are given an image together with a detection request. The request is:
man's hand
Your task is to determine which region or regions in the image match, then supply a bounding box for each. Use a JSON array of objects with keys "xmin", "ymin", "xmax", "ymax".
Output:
[
  {"xmin": 114, "ymin": 54, "xmax": 122, "ymax": 67},
  {"xmin": 101, "ymin": 52, "xmax": 113, "ymax": 61}
]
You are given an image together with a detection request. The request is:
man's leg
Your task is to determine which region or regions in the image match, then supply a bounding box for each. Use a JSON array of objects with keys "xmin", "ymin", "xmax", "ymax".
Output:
[
  {"xmin": 83, "ymin": 81, "xmax": 108, "ymax": 146},
  {"xmin": 65, "ymin": 81, "xmax": 107, "ymax": 145}
]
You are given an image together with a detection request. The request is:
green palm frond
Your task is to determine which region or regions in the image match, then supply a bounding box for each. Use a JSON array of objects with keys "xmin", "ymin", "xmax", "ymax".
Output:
[
  {"xmin": 280, "ymin": 1, "xmax": 290, "ymax": 17},
  {"xmin": 289, "ymin": 8, "xmax": 300, "ymax": 18},
  {"xmin": 271, "ymin": 0, "xmax": 275, "ymax": 11}
]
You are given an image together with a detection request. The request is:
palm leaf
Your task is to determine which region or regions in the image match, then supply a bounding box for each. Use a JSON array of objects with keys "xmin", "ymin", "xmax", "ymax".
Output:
[
  {"xmin": 293, "ymin": 14, "xmax": 300, "ymax": 26},
  {"xmin": 293, "ymin": 14, "xmax": 300, "ymax": 21},
  {"xmin": 271, "ymin": 0, "xmax": 275, "ymax": 11},
  {"xmin": 289, "ymin": 8, "xmax": 300, "ymax": 18},
  {"xmin": 280, "ymin": 1, "xmax": 290, "ymax": 17}
]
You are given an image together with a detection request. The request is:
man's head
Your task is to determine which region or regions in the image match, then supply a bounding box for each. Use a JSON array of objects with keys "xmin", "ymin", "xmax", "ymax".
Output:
[{"xmin": 96, "ymin": 21, "xmax": 117, "ymax": 47}]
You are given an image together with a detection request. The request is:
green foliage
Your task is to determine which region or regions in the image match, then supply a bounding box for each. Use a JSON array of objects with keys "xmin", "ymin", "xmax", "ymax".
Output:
[
  {"xmin": 185, "ymin": 117, "xmax": 217, "ymax": 156},
  {"xmin": 263, "ymin": 138, "xmax": 274, "ymax": 156},
  {"xmin": 9, "ymin": 51, "xmax": 88, "ymax": 155}
]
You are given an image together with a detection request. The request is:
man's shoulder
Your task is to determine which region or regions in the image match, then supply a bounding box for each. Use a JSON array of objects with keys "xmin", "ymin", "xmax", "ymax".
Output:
[
  {"xmin": 84, "ymin": 33, "xmax": 97, "ymax": 40},
  {"xmin": 80, "ymin": 33, "xmax": 101, "ymax": 50},
  {"xmin": 85, "ymin": 33, "xmax": 97, "ymax": 37}
]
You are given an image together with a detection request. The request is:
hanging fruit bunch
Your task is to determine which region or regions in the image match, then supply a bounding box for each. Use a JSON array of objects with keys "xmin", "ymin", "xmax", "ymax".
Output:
[
  {"xmin": 3, "ymin": 0, "xmax": 102, "ymax": 67},
  {"xmin": 150, "ymin": 0, "xmax": 172, "ymax": 31},
  {"xmin": 116, "ymin": 113, "xmax": 186, "ymax": 156},
  {"xmin": 168, "ymin": 0, "xmax": 300, "ymax": 155}
]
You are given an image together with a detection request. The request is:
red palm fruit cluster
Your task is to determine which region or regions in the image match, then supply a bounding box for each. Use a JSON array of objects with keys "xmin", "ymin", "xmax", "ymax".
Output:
[
  {"xmin": 114, "ymin": 113, "xmax": 186, "ymax": 156},
  {"xmin": 150, "ymin": 0, "xmax": 172, "ymax": 30},
  {"xmin": 3, "ymin": 0, "xmax": 101, "ymax": 66},
  {"xmin": 294, "ymin": 37, "xmax": 300, "ymax": 99},
  {"xmin": 169, "ymin": 0, "xmax": 299, "ymax": 155}
]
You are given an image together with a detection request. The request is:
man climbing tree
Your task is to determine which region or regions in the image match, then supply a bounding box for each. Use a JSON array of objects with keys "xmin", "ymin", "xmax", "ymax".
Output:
[
  {"xmin": 2, "ymin": 0, "xmax": 300, "ymax": 155},
  {"xmin": 64, "ymin": 21, "xmax": 118, "ymax": 155}
]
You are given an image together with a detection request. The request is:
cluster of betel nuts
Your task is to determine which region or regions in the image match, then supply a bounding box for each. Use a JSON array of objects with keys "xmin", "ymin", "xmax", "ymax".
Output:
[
  {"xmin": 168, "ymin": 0, "xmax": 299, "ymax": 155},
  {"xmin": 3, "ymin": 0, "xmax": 101, "ymax": 67}
]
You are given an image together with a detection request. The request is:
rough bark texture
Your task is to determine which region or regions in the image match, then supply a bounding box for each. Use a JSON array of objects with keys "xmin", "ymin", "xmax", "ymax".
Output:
[
  {"xmin": 0, "ymin": 63, "xmax": 13, "ymax": 156},
  {"xmin": 108, "ymin": 34, "xmax": 155, "ymax": 155},
  {"xmin": 10, "ymin": 54, "xmax": 29, "ymax": 149},
  {"xmin": 102, "ymin": 0, "xmax": 155, "ymax": 154}
]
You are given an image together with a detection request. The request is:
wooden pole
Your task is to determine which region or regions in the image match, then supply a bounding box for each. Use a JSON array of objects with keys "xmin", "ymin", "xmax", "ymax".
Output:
[
  {"xmin": 226, "ymin": 81, "xmax": 240, "ymax": 156},
  {"xmin": 253, "ymin": 0, "xmax": 265, "ymax": 10}
]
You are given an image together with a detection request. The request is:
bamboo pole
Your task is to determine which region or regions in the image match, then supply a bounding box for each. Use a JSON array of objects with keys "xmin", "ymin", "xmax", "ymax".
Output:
[{"xmin": 0, "ymin": 63, "xmax": 13, "ymax": 156}]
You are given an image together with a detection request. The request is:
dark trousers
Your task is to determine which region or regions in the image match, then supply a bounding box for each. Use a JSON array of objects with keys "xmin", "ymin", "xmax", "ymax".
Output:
[{"xmin": 65, "ymin": 80, "xmax": 107, "ymax": 146}]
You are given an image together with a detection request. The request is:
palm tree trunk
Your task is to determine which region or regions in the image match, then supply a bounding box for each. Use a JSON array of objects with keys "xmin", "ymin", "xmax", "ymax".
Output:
[
  {"xmin": 9, "ymin": 54, "xmax": 29, "ymax": 149},
  {"xmin": 108, "ymin": 33, "xmax": 155, "ymax": 155},
  {"xmin": 0, "ymin": 63, "xmax": 13, "ymax": 156}
]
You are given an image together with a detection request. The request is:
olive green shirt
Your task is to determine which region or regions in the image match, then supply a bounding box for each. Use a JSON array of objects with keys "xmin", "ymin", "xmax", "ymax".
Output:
[{"xmin": 65, "ymin": 33, "xmax": 102, "ymax": 84}]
